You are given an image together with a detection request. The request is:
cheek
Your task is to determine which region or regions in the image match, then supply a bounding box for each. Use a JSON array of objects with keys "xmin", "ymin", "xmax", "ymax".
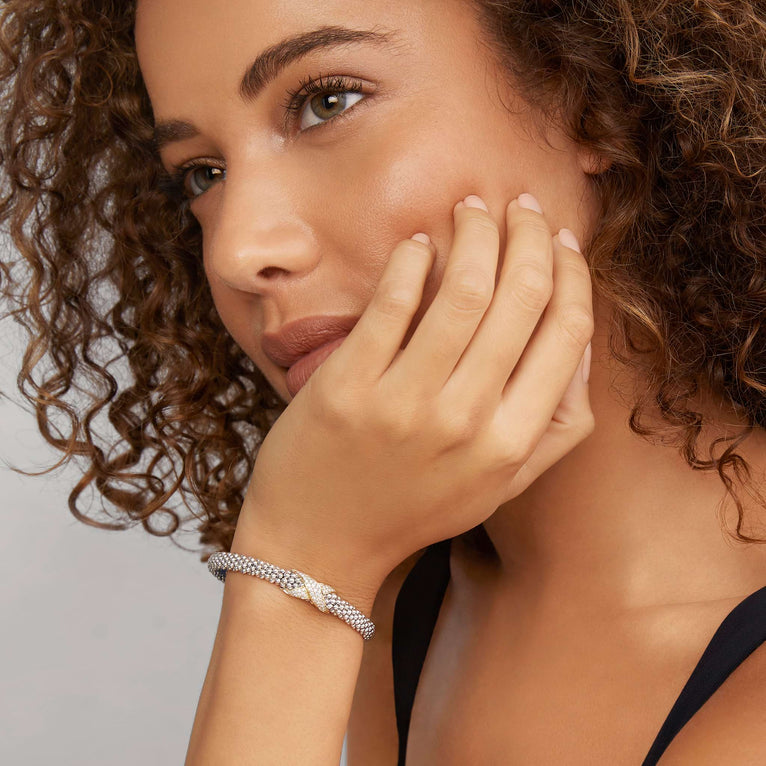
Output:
[
  {"xmin": 206, "ymin": 277, "xmax": 251, "ymax": 346},
  {"xmin": 202, "ymin": 248, "xmax": 266, "ymax": 368},
  {"xmin": 347, "ymin": 124, "xmax": 526, "ymax": 331},
  {"xmin": 336, "ymin": 121, "xmax": 494, "ymax": 312}
]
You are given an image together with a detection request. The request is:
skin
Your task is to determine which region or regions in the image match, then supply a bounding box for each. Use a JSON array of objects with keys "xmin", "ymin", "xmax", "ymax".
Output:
[{"xmin": 135, "ymin": 0, "xmax": 766, "ymax": 761}]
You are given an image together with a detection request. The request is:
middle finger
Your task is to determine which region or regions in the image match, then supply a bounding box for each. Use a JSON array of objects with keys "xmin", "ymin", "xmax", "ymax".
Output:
[
  {"xmin": 442, "ymin": 195, "xmax": 554, "ymax": 406},
  {"xmin": 386, "ymin": 195, "xmax": 500, "ymax": 397}
]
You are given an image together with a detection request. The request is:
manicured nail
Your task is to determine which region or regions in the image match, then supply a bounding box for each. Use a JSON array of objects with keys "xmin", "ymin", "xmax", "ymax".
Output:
[
  {"xmin": 463, "ymin": 195, "xmax": 489, "ymax": 212},
  {"xmin": 517, "ymin": 193, "xmax": 543, "ymax": 214},
  {"xmin": 557, "ymin": 228, "xmax": 581, "ymax": 254},
  {"xmin": 582, "ymin": 341, "xmax": 592, "ymax": 384},
  {"xmin": 411, "ymin": 232, "xmax": 431, "ymax": 246}
]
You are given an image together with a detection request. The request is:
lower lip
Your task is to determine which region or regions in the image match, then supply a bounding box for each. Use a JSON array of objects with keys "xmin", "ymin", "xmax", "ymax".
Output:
[{"xmin": 285, "ymin": 335, "xmax": 348, "ymax": 397}]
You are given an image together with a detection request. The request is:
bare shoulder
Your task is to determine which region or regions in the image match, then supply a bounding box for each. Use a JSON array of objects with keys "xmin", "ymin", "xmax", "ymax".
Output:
[
  {"xmin": 658, "ymin": 641, "xmax": 766, "ymax": 765},
  {"xmin": 345, "ymin": 547, "xmax": 431, "ymax": 766}
]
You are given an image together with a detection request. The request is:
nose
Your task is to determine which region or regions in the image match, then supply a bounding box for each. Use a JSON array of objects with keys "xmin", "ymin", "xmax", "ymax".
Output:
[{"xmin": 204, "ymin": 166, "xmax": 319, "ymax": 294}]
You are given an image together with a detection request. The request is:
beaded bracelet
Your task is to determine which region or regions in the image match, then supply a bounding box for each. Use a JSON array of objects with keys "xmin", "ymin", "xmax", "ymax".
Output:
[{"xmin": 207, "ymin": 551, "xmax": 376, "ymax": 641}]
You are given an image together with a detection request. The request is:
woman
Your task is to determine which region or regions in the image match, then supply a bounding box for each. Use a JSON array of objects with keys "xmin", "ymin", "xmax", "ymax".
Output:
[{"xmin": 1, "ymin": 0, "xmax": 765, "ymax": 763}]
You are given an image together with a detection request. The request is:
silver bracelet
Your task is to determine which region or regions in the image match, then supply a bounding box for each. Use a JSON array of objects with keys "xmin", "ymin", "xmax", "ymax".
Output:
[{"xmin": 207, "ymin": 551, "xmax": 376, "ymax": 641}]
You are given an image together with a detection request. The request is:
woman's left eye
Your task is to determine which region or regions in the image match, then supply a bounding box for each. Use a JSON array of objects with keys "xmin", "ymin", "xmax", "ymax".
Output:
[
  {"xmin": 284, "ymin": 74, "xmax": 368, "ymax": 133},
  {"xmin": 296, "ymin": 89, "xmax": 365, "ymax": 131}
]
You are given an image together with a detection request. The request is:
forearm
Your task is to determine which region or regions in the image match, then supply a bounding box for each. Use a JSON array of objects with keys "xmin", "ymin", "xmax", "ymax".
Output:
[{"xmin": 186, "ymin": 534, "xmax": 380, "ymax": 765}]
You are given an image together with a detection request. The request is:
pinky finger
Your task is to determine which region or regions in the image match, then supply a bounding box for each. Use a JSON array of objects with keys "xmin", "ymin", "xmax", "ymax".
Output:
[
  {"xmin": 335, "ymin": 234, "xmax": 435, "ymax": 385},
  {"xmin": 500, "ymin": 371, "xmax": 595, "ymax": 500}
]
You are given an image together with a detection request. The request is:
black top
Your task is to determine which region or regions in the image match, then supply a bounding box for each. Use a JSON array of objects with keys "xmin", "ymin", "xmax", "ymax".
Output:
[{"xmin": 392, "ymin": 538, "xmax": 766, "ymax": 765}]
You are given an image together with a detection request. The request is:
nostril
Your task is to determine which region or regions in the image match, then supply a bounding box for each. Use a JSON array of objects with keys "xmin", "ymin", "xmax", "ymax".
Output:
[{"xmin": 259, "ymin": 266, "xmax": 284, "ymax": 279}]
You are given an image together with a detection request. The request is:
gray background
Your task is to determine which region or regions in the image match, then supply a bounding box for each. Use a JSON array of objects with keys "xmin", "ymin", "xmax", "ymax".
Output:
[{"xmin": 0, "ymin": 249, "xmax": 349, "ymax": 765}]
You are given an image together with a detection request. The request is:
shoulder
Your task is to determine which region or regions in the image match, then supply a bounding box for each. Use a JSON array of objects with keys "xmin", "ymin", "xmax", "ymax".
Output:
[{"xmin": 658, "ymin": 640, "xmax": 766, "ymax": 765}]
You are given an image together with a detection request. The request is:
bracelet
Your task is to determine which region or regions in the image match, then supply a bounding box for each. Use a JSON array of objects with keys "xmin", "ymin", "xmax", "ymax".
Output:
[{"xmin": 207, "ymin": 551, "xmax": 376, "ymax": 641}]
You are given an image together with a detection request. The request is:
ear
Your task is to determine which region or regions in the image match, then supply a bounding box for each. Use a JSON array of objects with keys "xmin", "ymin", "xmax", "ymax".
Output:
[{"xmin": 578, "ymin": 146, "xmax": 612, "ymax": 175}]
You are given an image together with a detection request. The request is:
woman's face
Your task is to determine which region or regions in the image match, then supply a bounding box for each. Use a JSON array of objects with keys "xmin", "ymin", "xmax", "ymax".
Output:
[{"xmin": 135, "ymin": 0, "xmax": 600, "ymax": 403}]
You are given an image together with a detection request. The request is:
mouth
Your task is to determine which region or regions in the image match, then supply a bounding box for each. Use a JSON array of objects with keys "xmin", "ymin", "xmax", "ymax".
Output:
[
  {"xmin": 284, "ymin": 334, "xmax": 348, "ymax": 397},
  {"xmin": 261, "ymin": 313, "xmax": 361, "ymax": 396}
]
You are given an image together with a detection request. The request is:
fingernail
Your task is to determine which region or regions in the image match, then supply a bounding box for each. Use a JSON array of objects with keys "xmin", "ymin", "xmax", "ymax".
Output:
[
  {"xmin": 411, "ymin": 232, "xmax": 431, "ymax": 246},
  {"xmin": 463, "ymin": 195, "xmax": 489, "ymax": 212},
  {"xmin": 558, "ymin": 228, "xmax": 581, "ymax": 254},
  {"xmin": 582, "ymin": 341, "xmax": 592, "ymax": 384},
  {"xmin": 517, "ymin": 193, "xmax": 543, "ymax": 214}
]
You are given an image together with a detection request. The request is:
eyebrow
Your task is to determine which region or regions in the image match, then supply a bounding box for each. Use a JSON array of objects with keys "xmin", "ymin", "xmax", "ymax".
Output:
[{"xmin": 152, "ymin": 25, "xmax": 400, "ymax": 153}]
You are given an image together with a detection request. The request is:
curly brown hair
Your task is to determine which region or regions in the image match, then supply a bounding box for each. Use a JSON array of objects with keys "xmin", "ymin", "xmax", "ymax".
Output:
[{"xmin": 1, "ymin": 0, "xmax": 765, "ymax": 562}]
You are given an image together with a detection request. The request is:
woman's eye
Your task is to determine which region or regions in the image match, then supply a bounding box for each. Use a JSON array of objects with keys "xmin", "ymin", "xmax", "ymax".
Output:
[
  {"xmin": 298, "ymin": 90, "xmax": 365, "ymax": 131},
  {"xmin": 169, "ymin": 81, "xmax": 367, "ymax": 203},
  {"xmin": 183, "ymin": 165, "xmax": 224, "ymax": 200}
]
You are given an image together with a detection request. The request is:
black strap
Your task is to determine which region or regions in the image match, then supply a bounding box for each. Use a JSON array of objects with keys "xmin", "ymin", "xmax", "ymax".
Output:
[
  {"xmin": 392, "ymin": 539, "xmax": 452, "ymax": 766},
  {"xmin": 392, "ymin": 549, "xmax": 766, "ymax": 766},
  {"xmin": 642, "ymin": 584, "xmax": 766, "ymax": 765}
]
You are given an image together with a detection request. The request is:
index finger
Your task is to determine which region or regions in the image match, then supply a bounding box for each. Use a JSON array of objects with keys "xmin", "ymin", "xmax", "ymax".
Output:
[{"xmin": 327, "ymin": 233, "xmax": 436, "ymax": 385}]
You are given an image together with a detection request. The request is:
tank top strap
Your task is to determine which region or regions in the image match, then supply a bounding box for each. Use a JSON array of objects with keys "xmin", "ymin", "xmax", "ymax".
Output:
[
  {"xmin": 392, "ymin": 538, "xmax": 452, "ymax": 766},
  {"xmin": 393, "ymin": 550, "xmax": 766, "ymax": 766},
  {"xmin": 642, "ymin": 583, "xmax": 766, "ymax": 765}
]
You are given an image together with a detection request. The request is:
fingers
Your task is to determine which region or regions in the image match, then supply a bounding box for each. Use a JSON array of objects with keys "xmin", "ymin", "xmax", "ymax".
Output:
[
  {"xmin": 494, "ymin": 226, "xmax": 594, "ymax": 448},
  {"xmin": 386, "ymin": 196, "xmax": 500, "ymax": 395},
  {"xmin": 334, "ymin": 232, "xmax": 436, "ymax": 385},
  {"xmin": 499, "ymin": 337, "xmax": 595, "ymax": 501},
  {"xmin": 324, "ymin": 191, "xmax": 592, "ymax": 448},
  {"xmin": 442, "ymin": 196, "xmax": 554, "ymax": 404}
]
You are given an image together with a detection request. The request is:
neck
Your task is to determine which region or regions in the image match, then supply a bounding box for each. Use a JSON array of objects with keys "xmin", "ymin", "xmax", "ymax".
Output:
[{"xmin": 480, "ymin": 304, "xmax": 766, "ymax": 612}]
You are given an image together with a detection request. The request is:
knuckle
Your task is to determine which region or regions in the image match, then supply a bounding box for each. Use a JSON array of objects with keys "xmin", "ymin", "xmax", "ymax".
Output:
[
  {"xmin": 465, "ymin": 210, "xmax": 500, "ymax": 236},
  {"xmin": 558, "ymin": 254, "xmax": 593, "ymax": 290},
  {"xmin": 494, "ymin": 433, "xmax": 529, "ymax": 466},
  {"xmin": 376, "ymin": 402, "xmax": 419, "ymax": 442},
  {"xmin": 313, "ymin": 380, "xmax": 355, "ymax": 425},
  {"xmin": 375, "ymin": 280, "xmax": 417, "ymax": 318},
  {"xmin": 510, "ymin": 264, "xmax": 553, "ymax": 312},
  {"xmin": 556, "ymin": 305, "xmax": 594, "ymax": 347},
  {"xmin": 485, "ymin": 415, "xmax": 532, "ymax": 464},
  {"xmin": 516, "ymin": 217, "xmax": 551, "ymax": 239},
  {"xmin": 564, "ymin": 254, "xmax": 592, "ymax": 279},
  {"xmin": 437, "ymin": 406, "xmax": 480, "ymax": 444},
  {"xmin": 573, "ymin": 410, "xmax": 597, "ymax": 441},
  {"xmin": 581, "ymin": 410, "xmax": 597, "ymax": 435},
  {"xmin": 444, "ymin": 266, "xmax": 493, "ymax": 312}
]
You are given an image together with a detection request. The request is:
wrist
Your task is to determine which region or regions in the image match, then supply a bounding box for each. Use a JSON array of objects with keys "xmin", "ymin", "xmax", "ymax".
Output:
[{"xmin": 230, "ymin": 509, "xmax": 384, "ymax": 616}]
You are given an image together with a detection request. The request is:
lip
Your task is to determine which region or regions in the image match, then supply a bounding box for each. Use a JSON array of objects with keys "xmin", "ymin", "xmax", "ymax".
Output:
[
  {"xmin": 262, "ymin": 314, "xmax": 361, "ymax": 369},
  {"xmin": 284, "ymin": 335, "xmax": 348, "ymax": 397}
]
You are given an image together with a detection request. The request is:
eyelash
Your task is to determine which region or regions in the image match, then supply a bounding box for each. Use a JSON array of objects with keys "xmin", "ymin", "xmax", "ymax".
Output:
[
  {"xmin": 281, "ymin": 72, "xmax": 366, "ymax": 123},
  {"xmin": 160, "ymin": 73, "xmax": 367, "ymax": 207}
]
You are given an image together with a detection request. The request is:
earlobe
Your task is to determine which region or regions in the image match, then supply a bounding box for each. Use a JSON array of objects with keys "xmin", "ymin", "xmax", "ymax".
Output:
[{"xmin": 579, "ymin": 147, "xmax": 613, "ymax": 176}]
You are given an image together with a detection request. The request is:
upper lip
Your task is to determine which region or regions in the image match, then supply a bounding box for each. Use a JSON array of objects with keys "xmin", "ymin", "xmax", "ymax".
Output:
[{"xmin": 261, "ymin": 314, "xmax": 361, "ymax": 368}]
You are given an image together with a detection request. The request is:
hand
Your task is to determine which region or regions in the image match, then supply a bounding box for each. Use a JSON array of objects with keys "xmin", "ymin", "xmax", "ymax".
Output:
[{"xmin": 235, "ymin": 194, "xmax": 594, "ymax": 600}]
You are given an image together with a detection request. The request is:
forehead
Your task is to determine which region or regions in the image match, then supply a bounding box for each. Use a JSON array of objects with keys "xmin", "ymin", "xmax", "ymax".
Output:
[{"xmin": 134, "ymin": 0, "xmax": 461, "ymax": 114}]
